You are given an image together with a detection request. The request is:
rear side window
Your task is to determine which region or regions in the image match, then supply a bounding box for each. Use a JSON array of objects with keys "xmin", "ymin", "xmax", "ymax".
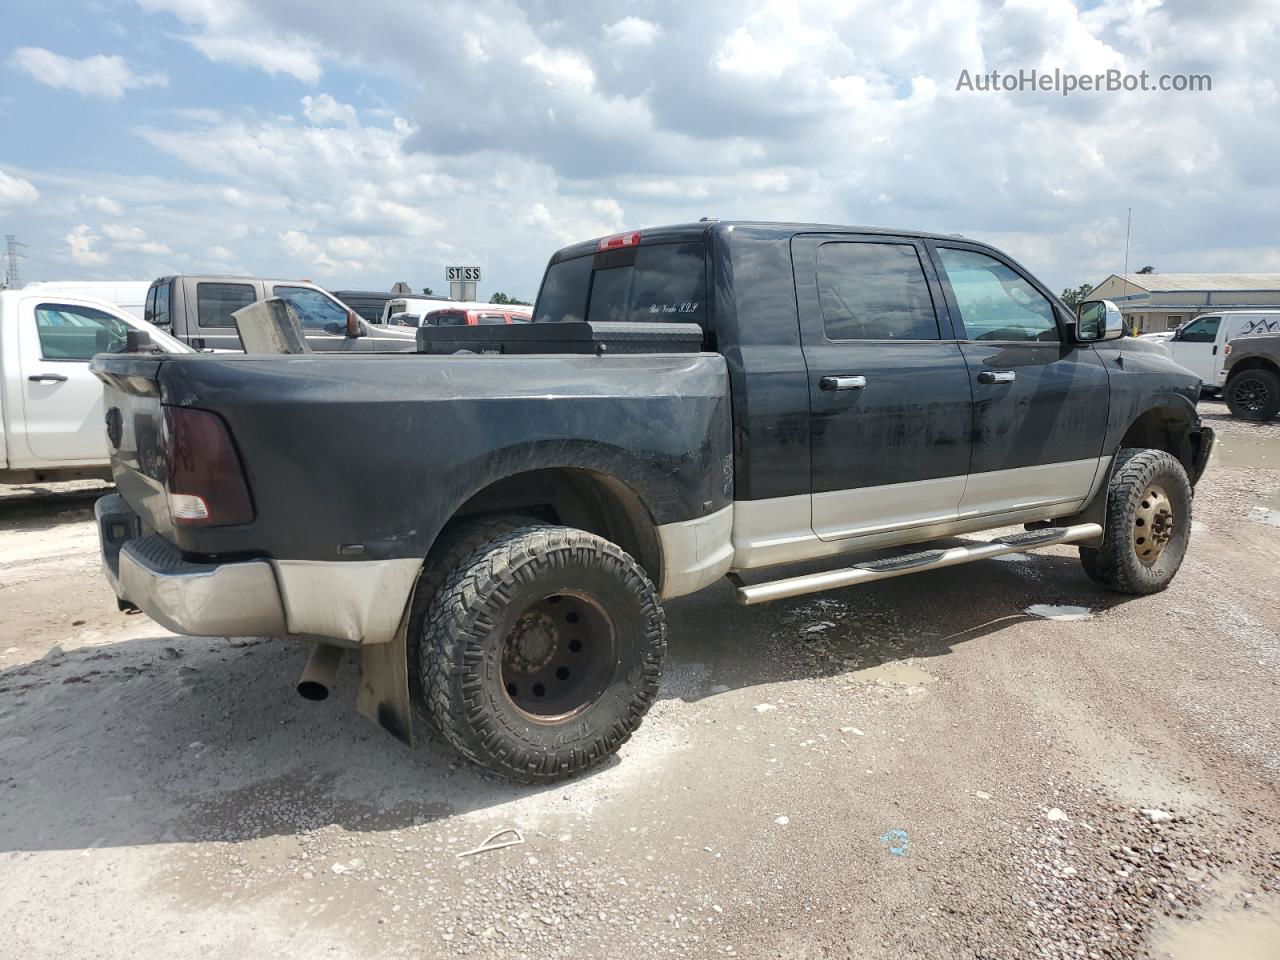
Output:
[
  {"xmin": 535, "ymin": 241, "xmax": 707, "ymax": 328},
  {"xmin": 34, "ymin": 302, "xmax": 130, "ymax": 360},
  {"xmin": 197, "ymin": 282, "xmax": 255, "ymax": 328},
  {"xmin": 816, "ymin": 242, "xmax": 939, "ymax": 341}
]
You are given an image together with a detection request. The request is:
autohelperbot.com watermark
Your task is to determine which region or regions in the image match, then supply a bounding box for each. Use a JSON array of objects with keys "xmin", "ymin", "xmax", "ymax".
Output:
[{"xmin": 955, "ymin": 68, "xmax": 1212, "ymax": 96}]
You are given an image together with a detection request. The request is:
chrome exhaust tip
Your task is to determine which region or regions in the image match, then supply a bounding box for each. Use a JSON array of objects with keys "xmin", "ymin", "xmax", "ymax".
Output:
[{"xmin": 297, "ymin": 642, "xmax": 344, "ymax": 701}]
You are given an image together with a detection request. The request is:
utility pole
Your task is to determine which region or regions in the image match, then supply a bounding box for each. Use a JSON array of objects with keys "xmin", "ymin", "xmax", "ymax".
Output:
[{"xmin": 3, "ymin": 234, "xmax": 23, "ymax": 289}]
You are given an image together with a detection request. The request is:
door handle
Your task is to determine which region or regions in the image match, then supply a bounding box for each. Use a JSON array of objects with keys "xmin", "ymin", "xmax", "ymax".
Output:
[
  {"xmin": 28, "ymin": 373, "xmax": 69, "ymax": 383},
  {"xmin": 977, "ymin": 370, "xmax": 1016, "ymax": 384},
  {"xmin": 819, "ymin": 375, "xmax": 868, "ymax": 391}
]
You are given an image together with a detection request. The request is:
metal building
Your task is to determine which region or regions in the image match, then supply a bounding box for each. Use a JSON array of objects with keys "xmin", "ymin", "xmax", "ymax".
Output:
[{"xmin": 1086, "ymin": 273, "xmax": 1280, "ymax": 333}]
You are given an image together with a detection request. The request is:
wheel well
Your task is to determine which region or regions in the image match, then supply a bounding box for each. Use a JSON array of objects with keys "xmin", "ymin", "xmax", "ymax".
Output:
[
  {"xmin": 444, "ymin": 467, "xmax": 663, "ymax": 585},
  {"xmin": 1118, "ymin": 408, "xmax": 1198, "ymax": 475},
  {"xmin": 1226, "ymin": 357, "xmax": 1280, "ymax": 379}
]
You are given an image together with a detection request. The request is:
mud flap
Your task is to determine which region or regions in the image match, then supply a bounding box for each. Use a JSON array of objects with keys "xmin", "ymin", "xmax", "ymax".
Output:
[{"xmin": 356, "ymin": 601, "xmax": 414, "ymax": 747}]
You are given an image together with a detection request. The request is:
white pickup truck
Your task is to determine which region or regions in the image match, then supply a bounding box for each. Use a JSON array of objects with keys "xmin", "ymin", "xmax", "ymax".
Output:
[{"xmin": 0, "ymin": 288, "xmax": 188, "ymax": 484}]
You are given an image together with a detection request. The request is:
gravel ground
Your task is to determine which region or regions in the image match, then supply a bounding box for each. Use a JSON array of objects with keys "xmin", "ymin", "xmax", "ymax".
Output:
[{"xmin": 1, "ymin": 401, "xmax": 1278, "ymax": 960}]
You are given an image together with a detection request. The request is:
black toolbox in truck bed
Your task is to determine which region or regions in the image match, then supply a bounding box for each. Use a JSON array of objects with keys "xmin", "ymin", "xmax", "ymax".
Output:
[{"xmin": 416, "ymin": 320, "xmax": 704, "ymax": 355}]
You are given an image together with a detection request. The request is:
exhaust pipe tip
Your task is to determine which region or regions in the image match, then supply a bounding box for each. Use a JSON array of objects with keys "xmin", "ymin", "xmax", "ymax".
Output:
[{"xmin": 297, "ymin": 642, "xmax": 344, "ymax": 702}]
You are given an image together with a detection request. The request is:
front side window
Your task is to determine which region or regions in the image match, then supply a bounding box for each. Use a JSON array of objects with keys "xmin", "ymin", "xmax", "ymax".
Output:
[
  {"xmin": 273, "ymin": 285, "xmax": 347, "ymax": 331},
  {"xmin": 34, "ymin": 302, "xmax": 130, "ymax": 360},
  {"xmin": 937, "ymin": 248, "xmax": 1059, "ymax": 342},
  {"xmin": 1178, "ymin": 316, "xmax": 1220, "ymax": 343},
  {"xmin": 816, "ymin": 242, "xmax": 939, "ymax": 341},
  {"xmin": 196, "ymin": 282, "xmax": 255, "ymax": 328}
]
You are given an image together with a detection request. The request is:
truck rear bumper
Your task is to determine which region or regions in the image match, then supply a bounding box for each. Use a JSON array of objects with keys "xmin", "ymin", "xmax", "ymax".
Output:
[
  {"xmin": 95, "ymin": 494, "xmax": 419, "ymax": 644},
  {"xmin": 96, "ymin": 494, "xmax": 289, "ymax": 637}
]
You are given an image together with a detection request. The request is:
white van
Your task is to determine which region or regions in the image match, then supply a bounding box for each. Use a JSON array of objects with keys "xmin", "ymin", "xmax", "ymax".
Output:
[
  {"xmin": 1165, "ymin": 310, "xmax": 1280, "ymax": 392},
  {"xmin": 22, "ymin": 280, "xmax": 152, "ymax": 320}
]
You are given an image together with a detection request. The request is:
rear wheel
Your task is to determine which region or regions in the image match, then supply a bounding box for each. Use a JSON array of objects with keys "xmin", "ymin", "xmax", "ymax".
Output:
[
  {"xmin": 419, "ymin": 523, "xmax": 665, "ymax": 782},
  {"xmin": 1079, "ymin": 448, "xmax": 1192, "ymax": 595},
  {"xmin": 1225, "ymin": 368, "xmax": 1280, "ymax": 421}
]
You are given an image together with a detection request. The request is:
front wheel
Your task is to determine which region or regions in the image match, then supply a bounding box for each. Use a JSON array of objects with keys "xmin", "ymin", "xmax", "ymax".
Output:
[
  {"xmin": 419, "ymin": 523, "xmax": 666, "ymax": 783},
  {"xmin": 1225, "ymin": 368, "xmax": 1280, "ymax": 421},
  {"xmin": 1079, "ymin": 448, "xmax": 1192, "ymax": 595}
]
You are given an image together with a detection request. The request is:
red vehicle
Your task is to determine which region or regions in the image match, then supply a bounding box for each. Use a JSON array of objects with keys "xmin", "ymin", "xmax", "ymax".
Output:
[{"xmin": 422, "ymin": 307, "xmax": 531, "ymax": 327}]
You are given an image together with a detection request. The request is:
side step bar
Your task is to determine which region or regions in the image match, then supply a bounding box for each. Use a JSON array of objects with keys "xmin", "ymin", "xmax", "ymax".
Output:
[{"xmin": 731, "ymin": 523, "xmax": 1103, "ymax": 606}]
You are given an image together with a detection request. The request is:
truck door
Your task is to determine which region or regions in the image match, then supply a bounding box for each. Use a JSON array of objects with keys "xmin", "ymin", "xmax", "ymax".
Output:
[
  {"xmin": 792, "ymin": 235, "xmax": 973, "ymax": 540},
  {"xmin": 1167, "ymin": 314, "xmax": 1220, "ymax": 384},
  {"xmin": 16, "ymin": 297, "xmax": 132, "ymax": 462},
  {"xmin": 927, "ymin": 242, "xmax": 1110, "ymax": 517},
  {"xmin": 184, "ymin": 278, "xmax": 263, "ymax": 351}
]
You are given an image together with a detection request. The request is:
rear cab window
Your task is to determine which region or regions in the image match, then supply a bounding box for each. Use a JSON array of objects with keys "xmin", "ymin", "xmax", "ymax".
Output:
[{"xmin": 534, "ymin": 239, "xmax": 709, "ymax": 337}]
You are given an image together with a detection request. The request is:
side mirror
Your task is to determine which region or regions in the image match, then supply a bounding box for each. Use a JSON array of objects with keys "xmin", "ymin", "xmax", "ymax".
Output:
[
  {"xmin": 346, "ymin": 310, "xmax": 364, "ymax": 338},
  {"xmin": 1075, "ymin": 299, "xmax": 1124, "ymax": 343},
  {"xmin": 1171, "ymin": 326, "xmax": 1184, "ymax": 341}
]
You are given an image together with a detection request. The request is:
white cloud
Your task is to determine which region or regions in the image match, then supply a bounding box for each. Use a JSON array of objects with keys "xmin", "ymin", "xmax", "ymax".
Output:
[
  {"xmin": 101, "ymin": 222, "xmax": 173, "ymax": 257},
  {"xmin": 66, "ymin": 224, "xmax": 108, "ymax": 265},
  {"xmin": 301, "ymin": 93, "xmax": 358, "ymax": 127},
  {"xmin": 10, "ymin": 47, "xmax": 166, "ymax": 99},
  {"xmin": 135, "ymin": 0, "xmax": 325, "ymax": 83},
  {"xmin": 80, "ymin": 194, "xmax": 123, "ymax": 215},
  {"xmin": 0, "ymin": 168, "xmax": 39, "ymax": 206},
  {"xmin": 604, "ymin": 17, "xmax": 661, "ymax": 46}
]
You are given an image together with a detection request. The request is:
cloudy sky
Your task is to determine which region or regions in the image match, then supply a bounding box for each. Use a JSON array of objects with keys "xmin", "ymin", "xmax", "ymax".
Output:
[{"xmin": 1, "ymin": 0, "xmax": 1277, "ymax": 299}]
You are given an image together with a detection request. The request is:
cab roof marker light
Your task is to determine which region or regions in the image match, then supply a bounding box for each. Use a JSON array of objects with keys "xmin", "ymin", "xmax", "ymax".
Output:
[{"xmin": 597, "ymin": 231, "xmax": 642, "ymax": 252}]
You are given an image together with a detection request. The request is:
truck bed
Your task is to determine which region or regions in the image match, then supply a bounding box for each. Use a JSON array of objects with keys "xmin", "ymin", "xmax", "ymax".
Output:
[{"xmin": 91, "ymin": 350, "xmax": 732, "ymax": 564}]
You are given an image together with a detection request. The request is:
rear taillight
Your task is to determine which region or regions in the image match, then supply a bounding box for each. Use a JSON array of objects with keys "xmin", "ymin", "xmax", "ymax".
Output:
[
  {"xmin": 597, "ymin": 230, "xmax": 641, "ymax": 251},
  {"xmin": 164, "ymin": 406, "xmax": 253, "ymax": 526}
]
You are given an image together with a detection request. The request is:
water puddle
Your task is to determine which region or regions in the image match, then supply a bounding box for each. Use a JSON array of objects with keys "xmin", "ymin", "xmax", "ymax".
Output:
[
  {"xmin": 1024, "ymin": 604, "xmax": 1094, "ymax": 621},
  {"xmin": 1150, "ymin": 888, "xmax": 1280, "ymax": 960},
  {"xmin": 1212, "ymin": 432, "xmax": 1280, "ymax": 470},
  {"xmin": 1249, "ymin": 488, "xmax": 1280, "ymax": 527}
]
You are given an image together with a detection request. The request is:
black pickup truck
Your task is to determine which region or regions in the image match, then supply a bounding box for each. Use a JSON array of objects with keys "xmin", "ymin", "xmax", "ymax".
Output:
[{"xmin": 92, "ymin": 222, "xmax": 1213, "ymax": 782}]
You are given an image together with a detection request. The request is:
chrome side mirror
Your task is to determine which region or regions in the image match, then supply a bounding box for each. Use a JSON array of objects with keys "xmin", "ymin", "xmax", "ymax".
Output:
[{"xmin": 1075, "ymin": 299, "xmax": 1124, "ymax": 342}]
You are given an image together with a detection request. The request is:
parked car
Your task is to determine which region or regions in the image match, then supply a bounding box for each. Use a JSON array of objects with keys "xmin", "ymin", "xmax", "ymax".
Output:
[
  {"xmin": 22, "ymin": 280, "xmax": 152, "ymax": 320},
  {"xmin": 418, "ymin": 306, "xmax": 533, "ymax": 327},
  {"xmin": 330, "ymin": 289, "xmax": 400, "ymax": 324},
  {"xmin": 144, "ymin": 275, "xmax": 417, "ymax": 352},
  {"xmin": 1163, "ymin": 310, "xmax": 1280, "ymax": 394},
  {"xmin": 1, "ymin": 289, "xmax": 188, "ymax": 484},
  {"xmin": 91, "ymin": 221, "xmax": 1213, "ymax": 782},
  {"xmin": 1221, "ymin": 330, "xmax": 1280, "ymax": 420}
]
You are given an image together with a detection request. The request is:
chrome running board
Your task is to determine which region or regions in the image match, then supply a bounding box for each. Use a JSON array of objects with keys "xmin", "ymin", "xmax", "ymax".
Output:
[{"xmin": 730, "ymin": 523, "xmax": 1103, "ymax": 606}]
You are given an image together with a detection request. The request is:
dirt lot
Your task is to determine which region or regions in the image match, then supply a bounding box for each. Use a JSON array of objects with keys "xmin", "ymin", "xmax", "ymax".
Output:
[{"xmin": 2, "ymin": 401, "xmax": 1278, "ymax": 960}]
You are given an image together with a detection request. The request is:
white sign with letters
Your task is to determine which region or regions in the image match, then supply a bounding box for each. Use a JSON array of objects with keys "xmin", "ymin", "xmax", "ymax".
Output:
[{"xmin": 445, "ymin": 266, "xmax": 481, "ymax": 282}]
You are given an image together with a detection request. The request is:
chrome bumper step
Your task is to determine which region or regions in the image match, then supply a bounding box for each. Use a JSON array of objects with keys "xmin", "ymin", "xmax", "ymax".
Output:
[{"xmin": 730, "ymin": 522, "xmax": 1103, "ymax": 606}]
